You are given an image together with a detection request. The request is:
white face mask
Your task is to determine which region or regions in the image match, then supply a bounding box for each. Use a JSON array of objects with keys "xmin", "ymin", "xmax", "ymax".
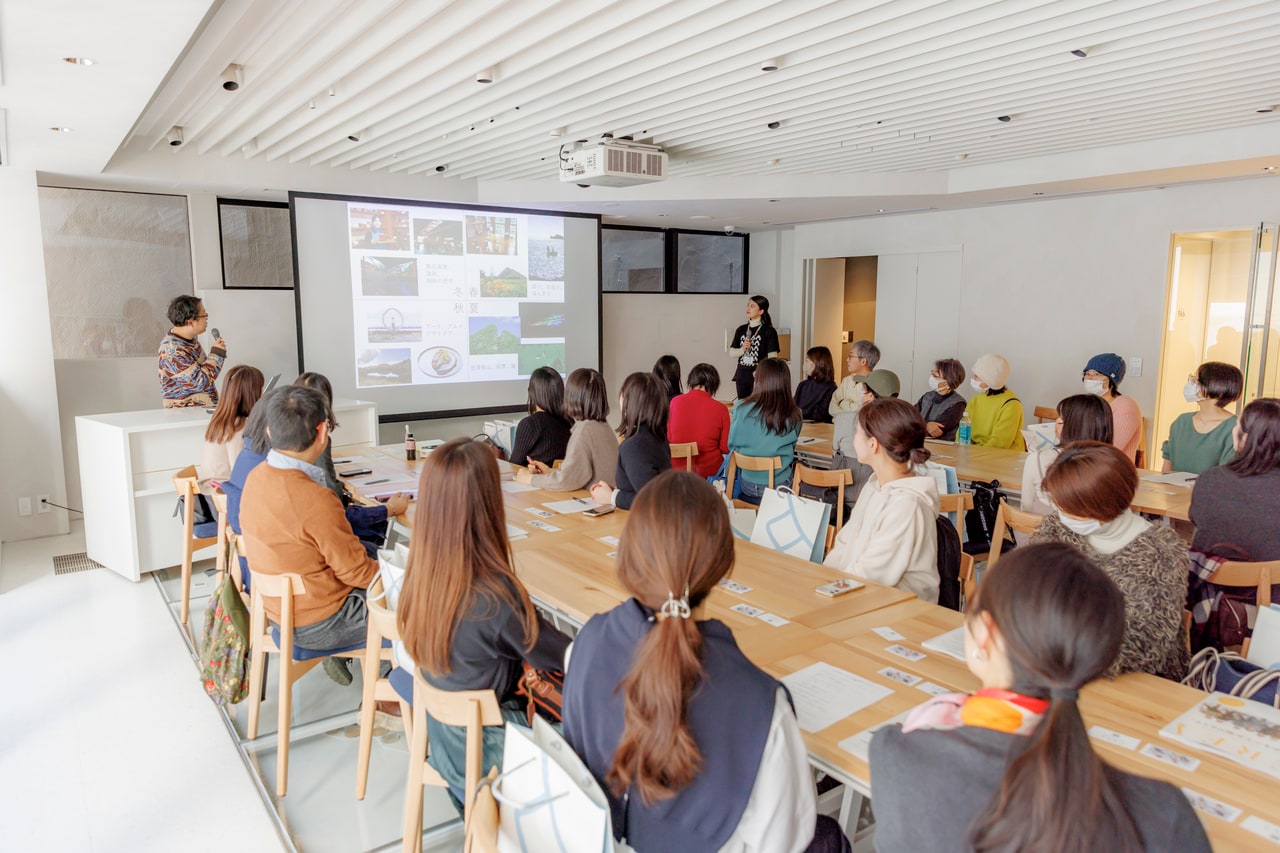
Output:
[
  {"xmin": 928, "ymin": 375, "xmax": 943, "ymax": 392},
  {"xmin": 1058, "ymin": 512, "xmax": 1102, "ymax": 536},
  {"xmin": 1083, "ymin": 378, "xmax": 1106, "ymax": 396},
  {"xmin": 970, "ymin": 378, "xmax": 987, "ymax": 392},
  {"xmin": 1182, "ymin": 380, "xmax": 1203, "ymax": 403}
]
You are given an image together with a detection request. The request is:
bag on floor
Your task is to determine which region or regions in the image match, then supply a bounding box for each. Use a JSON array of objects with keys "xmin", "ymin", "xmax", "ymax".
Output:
[
  {"xmin": 751, "ymin": 486, "xmax": 832, "ymax": 563},
  {"xmin": 199, "ymin": 572, "xmax": 250, "ymax": 705},
  {"xmin": 492, "ymin": 717, "xmax": 616, "ymax": 853},
  {"xmin": 516, "ymin": 663, "xmax": 565, "ymax": 725},
  {"xmin": 1183, "ymin": 647, "xmax": 1280, "ymax": 708}
]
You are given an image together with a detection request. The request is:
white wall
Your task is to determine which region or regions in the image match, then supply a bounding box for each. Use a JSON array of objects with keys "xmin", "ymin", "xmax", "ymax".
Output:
[
  {"xmin": 791, "ymin": 177, "xmax": 1280, "ymax": 444},
  {"xmin": 0, "ymin": 169, "xmax": 70, "ymax": 541}
]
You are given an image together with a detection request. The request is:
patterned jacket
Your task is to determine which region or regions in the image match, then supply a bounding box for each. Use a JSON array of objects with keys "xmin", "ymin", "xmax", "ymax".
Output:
[{"xmin": 158, "ymin": 332, "xmax": 223, "ymax": 408}]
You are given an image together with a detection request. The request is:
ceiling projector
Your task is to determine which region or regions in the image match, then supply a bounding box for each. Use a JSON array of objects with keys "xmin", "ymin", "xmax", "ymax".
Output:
[{"xmin": 558, "ymin": 138, "xmax": 667, "ymax": 187}]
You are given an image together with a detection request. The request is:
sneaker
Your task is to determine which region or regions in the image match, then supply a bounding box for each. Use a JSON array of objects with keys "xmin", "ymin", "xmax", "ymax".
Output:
[{"xmin": 323, "ymin": 656, "xmax": 353, "ymax": 686}]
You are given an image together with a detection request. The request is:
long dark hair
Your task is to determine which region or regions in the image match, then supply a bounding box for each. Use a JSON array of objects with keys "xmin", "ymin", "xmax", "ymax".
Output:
[
  {"xmin": 749, "ymin": 294, "xmax": 772, "ymax": 327},
  {"xmin": 526, "ymin": 366, "xmax": 566, "ymax": 419},
  {"xmin": 743, "ymin": 357, "xmax": 802, "ymax": 435},
  {"xmin": 652, "ymin": 355, "xmax": 682, "ymax": 399},
  {"xmin": 1227, "ymin": 397, "xmax": 1280, "ymax": 476},
  {"xmin": 618, "ymin": 372, "xmax": 669, "ymax": 439},
  {"xmin": 967, "ymin": 543, "xmax": 1141, "ymax": 853},
  {"xmin": 608, "ymin": 471, "xmax": 735, "ymax": 804},
  {"xmin": 1057, "ymin": 394, "xmax": 1114, "ymax": 445},
  {"xmin": 206, "ymin": 365, "xmax": 264, "ymax": 443}
]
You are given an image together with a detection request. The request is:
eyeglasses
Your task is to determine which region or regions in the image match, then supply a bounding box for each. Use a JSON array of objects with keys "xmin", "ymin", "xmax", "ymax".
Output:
[{"xmin": 196, "ymin": 313, "xmax": 209, "ymax": 320}]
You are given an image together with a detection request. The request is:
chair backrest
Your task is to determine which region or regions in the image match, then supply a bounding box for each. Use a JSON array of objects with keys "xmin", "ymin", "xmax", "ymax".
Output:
[
  {"xmin": 793, "ymin": 463, "xmax": 852, "ymax": 549},
  {"xmin": 411, "ymin": 668, "xmax": 505, "ymax": 821},
  {"xmin": 959, "ymin": 552, "xmax": 977, "ymax": 609},
  {"xmin": 172, "ymin": 464, "xmax": 207, "ymax": 539},
  {"xmin": 366, "ymin": 577, "xmax": 403, "ymax": 643},
  {"xmin": 938, "ymin": 492, "xmax": 974, "ymax": 538},
  {"xmin": 987, "ymin": 500, "xmax": 1046, "ymax": 570},
  {"xmin": 1135, "ymin": 417, "xmax": 1149, "ymax": 468},
  {"xmin": 210, "ymin": 489, "xmax": 231, "ymax": 580},
  {"xmin": 1033, "ymin": 406, "xmax": 1059, "ymax": 424},
  {"xmin": 669, "ymin": 442, "xmax": 699, "ymax": 472},
  {"xmin": 1210, "ymin": 560, "xmax": 1277, "ymax": 608},
  {"xmin": 249, "ymin": 571, "xmax": 307, "ymax": 638},
  {"xmin": 727, "ymin": 451, "xmax": 782, "ymax": 493}
]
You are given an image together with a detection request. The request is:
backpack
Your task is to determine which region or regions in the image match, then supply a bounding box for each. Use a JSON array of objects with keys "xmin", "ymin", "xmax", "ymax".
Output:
[
  {"xmin": 963, "ymin": 479, "xmax": 1014, "ymax": 556},
  {"xmin": 935, "ymin": 516, "xmax": 962, "ymax": 611},
  {"xmin": 199, "ymin": 572, "xmax": 251, "ymax": 705}
]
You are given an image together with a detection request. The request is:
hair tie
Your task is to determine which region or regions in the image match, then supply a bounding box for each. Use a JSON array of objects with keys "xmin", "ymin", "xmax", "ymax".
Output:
[
  {"xmin": 658, "ymin": 589, "xmax": 691, "ymax": 620},
  {"xmin": 1050, "ymin": 686, "xmax": 1079, "ymax": 701}
]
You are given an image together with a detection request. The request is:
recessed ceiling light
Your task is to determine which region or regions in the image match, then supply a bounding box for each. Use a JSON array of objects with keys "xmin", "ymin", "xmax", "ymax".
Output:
[
  {"xmin": 1070, "ymin": 49, "xmax": 1088, "ymax": 58},
  {"xmin": 61, "ymin": 56, "xmax": 96, "ymax": 66},
  {"xmin": 768, "ymin": 199, "xmax": 779, "ymax": 203},
  {"xmin": 877, "ymin": 209, "xmax": 885, "ymax": 213},
  {"xmin": 49, "ymin": 126, "xmax": 74, "ymax": 133},
  {"xmin": 767, "ymin": 121, "xmax": 781, "ymax": 130},
  {"xmin": 690, "ymin": 215, "xmax": 711, "ymax": 220},
  {"xmin": 1265, "ymin": 166, "xmax": 1277, "ymax": 172},
  {"xmin": 1033, "ymin": 191, "xmax": 1046, "ymax": 196},
  {"xmin": 1257, "ymin": 107, "xmax": 1276, "ymax": 114},
  {"xmin": 475, "ymin": 69, "xmax": 494, "ymax": 84},
  {"xmin": 548, "ymin": 127, "xmax": 566, "ymax": 137},
  {"xmin": 760, "ymin": 58, "xmax": 781, "ymax": 72},
  {"xmin": 767, "ymin": 159, "xmax": 780, "ymax": 166},
  {"xmin": 997, "ymin": 115, "xmax": 1012, "ymax": 123},
  {"xmin": 955, "ymin": 153, "xmax": 969, "ymax": 160},
  {"xmin": 657, "ymin": 214, "xmax": 668, "ymax": 217}
]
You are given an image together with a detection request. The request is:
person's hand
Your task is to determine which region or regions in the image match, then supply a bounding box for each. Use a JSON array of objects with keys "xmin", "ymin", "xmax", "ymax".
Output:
[
  {"xmin": 590, "ymin": 482, "xmax": 613, "ymax": 505},
  {"xmin": 925, "ymin": 421, "xmax": 944, "ymax": 438},
  {"xmin": 514, "ymin": 467, "xmax": 534, "ymax": 484},
  {"xmin": 384, "ymin": 492, "xmax": 410, "ymax": 516},
  {"xmin": 526, "ymin": 459, "xmax": 550, "ymax": 475}
]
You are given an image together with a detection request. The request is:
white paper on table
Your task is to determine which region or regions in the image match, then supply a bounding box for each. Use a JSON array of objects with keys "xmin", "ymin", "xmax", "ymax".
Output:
[
  {"xmin": 1160, "ymin": 693, "xmax": 1280, "ymax": 780},
  {"xmin": 1246, "ymin": 604, "xmax": 1280, "ymax": 668},
  {"xmin": 838, "ymin": 710, "xmax": 910, "ymax": 762},
  {"xmin": 543, "ymin": 498, "xmax": 603, "ymax": 514},
  {"xmin": 506, "ymin": 524, "xmax": 527, "ymax": 540},
  {"xmin": 1139, "ymin": 471, "xmax": 1199, "ymax": 486},
  {"xmin": 922, "ymin": 627, "xmax": 967, "ymax": 661},
  {"xmin": 780, "ymin": 661, "xmax": 893, "ymax": 733},
  {"xmin": 501, "ymin": 480, "xmax": 537, "ymax": 493}
]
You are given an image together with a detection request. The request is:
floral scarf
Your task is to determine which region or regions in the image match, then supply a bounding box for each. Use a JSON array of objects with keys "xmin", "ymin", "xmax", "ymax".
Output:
[{"xmin": 902, "ymin": 688, "xmax": 1049, "ymax": 736}]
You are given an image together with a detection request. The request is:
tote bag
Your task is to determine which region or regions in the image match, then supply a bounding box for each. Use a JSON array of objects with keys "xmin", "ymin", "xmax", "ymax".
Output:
[
  {"xmin": 492, "ymin": 718, "xmax": 616, "ymax": 853},
  {"xmin": 750, "ymin": 487, "xmax": 832, "ymax": 563}
]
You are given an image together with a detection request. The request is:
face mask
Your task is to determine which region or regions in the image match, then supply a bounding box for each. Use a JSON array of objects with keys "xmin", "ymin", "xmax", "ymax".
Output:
[
  {"xmin": 970, "ymin": 378, "xmax": 987, "ymax": 392},
  {"xmin": 1083, "ymin": 378, "xmax": 1106, "ymax": 396},
  {"xmin": 928, "ymin": 375, "xmax": 943, "ymax": 392},
  {"xmin": 1058, "ymin": 512, "xmax": 1102, "ymax": 536},
  {"xmin": 1182, "ymin": 381, "xmax": 1203, "ymax": 403}
]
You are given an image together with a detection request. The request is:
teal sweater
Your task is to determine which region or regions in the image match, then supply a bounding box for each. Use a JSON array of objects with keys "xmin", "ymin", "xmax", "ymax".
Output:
[{"xmin": 727, "ymin": 402, "xmax": 800, "ymax": 485}]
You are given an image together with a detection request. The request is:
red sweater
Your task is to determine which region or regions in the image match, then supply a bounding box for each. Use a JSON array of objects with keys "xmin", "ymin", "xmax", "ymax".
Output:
[{"xmin": 668, "ymin": 389, "xmax": 731, "ymax": 478}]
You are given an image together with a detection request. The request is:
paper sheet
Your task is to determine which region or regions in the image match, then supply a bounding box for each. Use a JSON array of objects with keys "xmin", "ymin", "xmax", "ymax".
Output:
[
  {"xmin": 780, "ymin": 662, "xmax": 893, "ymax": 733},
  {"xmin": 501, "ymin": 480, "xmax": 537, "ymax": 493},
  {"xmin": 838, "ymin": 710, "xmax": 910, "ymax": 762},
  {"xmin": 542, "ymin": 498, "xmax": 603, "ymax": 514},
  {"xmin": 1139, "ymin": 471, "xmax": 1199, "ymax": 486},
  {"xmin": 1160, "ymin": 693, "xmax": 1280, "ymax": 780},
  {"xmin": 922, "ymin": 627, "xmax": 967, "ymax": 661},
  {"xmin": 1246, "ymin": 603, "xmax": 1280, "ymax": 668}
]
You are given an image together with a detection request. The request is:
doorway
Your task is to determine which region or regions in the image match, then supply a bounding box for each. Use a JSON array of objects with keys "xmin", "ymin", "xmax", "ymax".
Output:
[
  {"xmin": 1154, "ymin": 224, "xmax": 1280, "ymax": 453},
  {"xmin": 812, "ymin": 257, "xmax": 877, "ymax": 382}
]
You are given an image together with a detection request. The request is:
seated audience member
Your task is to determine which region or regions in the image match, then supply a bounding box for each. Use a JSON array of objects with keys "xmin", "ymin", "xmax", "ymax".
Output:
[
  {"xmin": 1031, "ymin": 442, "xmax": 1188, "ymax": 680},
  {"xmin": 201, "ymin": 364, "xmax": 264, "ymax": 487},
  {"xmin": 516, "ymin": 368, "xmax": 618, "ymax": 491},
  {"xmin": 1020, "ymin": 394, "xmax": 1113, "ymax": 515},
  {"xmin": 964, "ymin": 354, "xmax": 1026, "ymax": 450},
  {"xmin": 823, "ymin": 399, "xmax": 940, "ymax": 602},
  {"xmin": 727, "ymin": 357, "xmax": 803, "ymax": 504},
  {"xmin": 293, "ymin": 372, "xmax": 409, "ymax": 557},
  {"xmin": 239, "ymin": 386, "xmax": 382, "ymax": 686},
  {"xmin": 397, "ymin": 438, "xmax": 570, "ymax": 810},
  {"xmin": 1190, "ymin": 397, "xmax": 1280, "ymax": 560},
  {"xmin": 222, "ymin": 391, "xmax": 275, "ymax": 592},
  {"xmin": 828, "ymin": 339, "xmax": 879, "ymax": 417},
  {"xmin": 508, "ymin": 366, "xmax": 572, "ymax": 468},
  {"xmin": 870, "ymin": 543, "xmax": 1210, "ymax": 853},
  {"xmin": 1162, "ymin": 361, "xmax": 1242, "ymax": 474},
  {"xmin": 1082, "ymin": 352, "xmax": 1142, "ymax": 463},
  {"xmin": 592, "ymin": 373, "xmax": 672, "ymax": 509},
  {"xmin": 916, "ymin": 358, "xmax": 966, "ymax": 441},
  {"xmin": 794, "ymin": 346, "xmax": 837, "ymax": 423},
  {"xmin": 668, "ymin": 362, "xmax": 731, "ymax": 477},
  {"xmin": 652, "ymin": 354, "xmax": 683, "ymax": 402},
  {"xmin": 825, "ymin": 369, "xmax": 904, "ymax": 512},
  {"xmin": 564, "ymin": 471, "xmax": 849, "ymax": 853}
]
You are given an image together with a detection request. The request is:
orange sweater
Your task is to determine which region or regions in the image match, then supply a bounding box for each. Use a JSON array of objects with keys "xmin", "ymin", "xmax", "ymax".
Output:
[{"xmin": 240, "ymin": 463, "xmax": 378, "ymax": 627}]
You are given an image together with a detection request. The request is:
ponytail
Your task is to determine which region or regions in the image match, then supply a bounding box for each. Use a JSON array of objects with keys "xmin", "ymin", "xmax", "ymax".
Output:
[
  {"xmin": 908, "ymin": 446, "xmax": 931, "ymax": 467},
  {"xmin": 606, "ymin": 611, "xmax": 704, "ymax": 804}
]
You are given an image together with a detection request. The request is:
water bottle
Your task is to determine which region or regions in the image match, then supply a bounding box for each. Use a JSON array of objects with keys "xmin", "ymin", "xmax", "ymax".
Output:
[{"xmin": 957, "ymin": 412, "xmax": 972, "ymax": 446}]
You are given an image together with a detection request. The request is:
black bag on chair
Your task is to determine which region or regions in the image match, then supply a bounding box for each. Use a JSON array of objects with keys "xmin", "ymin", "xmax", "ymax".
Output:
[
  {"xmin": 173, "ymin": 492, "xmax": 216, "ymax": 527},
  {"xmin": 935, "ymin": 516, "xmax": 962, "ymax": 611},
  {"xmin": 963, "ymin": 479, "xmax": 1012, "ymax": 556}
]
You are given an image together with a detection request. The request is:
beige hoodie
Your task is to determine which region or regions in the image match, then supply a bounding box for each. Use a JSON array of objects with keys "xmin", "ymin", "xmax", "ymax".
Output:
[{"xmin": 823, "ymin": 474, "xmax": 941, "ymax": 602}]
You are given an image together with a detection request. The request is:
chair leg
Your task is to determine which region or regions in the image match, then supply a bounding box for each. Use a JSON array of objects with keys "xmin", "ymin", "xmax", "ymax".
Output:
[
  {"xmin": 355, "ymin": 644, "xmax": 382, "ymax": 800},
  {"xmin": 246, "ymin": 606, "xmax": 267, "ymax": 740},
  {"xmin": 277, "ymin": 655, "xmax": 292, "ymax": 798},
  {"xmin": 180, "ymin": 544, "xmax": 193, "ymax": 625},
  {"xmin": 403, "ymin": 704, "xmax": 428, "ymax": 853}
]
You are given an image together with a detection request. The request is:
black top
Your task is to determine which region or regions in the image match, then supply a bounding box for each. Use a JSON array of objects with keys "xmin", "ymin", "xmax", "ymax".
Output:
[
  {"xmin": 916, "ymin": 390, "xmax": 967, "ymax": 441},
  {"xmin": 509, "ymin": 410, "xmax": 572, "ymax": 468},
  {"xmin": 795, "ymin": 378, "xmax": 837, "ymax": 423},
  {"xmin": 869, "ymin": 723, "xmax": 1210, "ymax": 853},
  {"xmin": 1190, "ymin": 465, "xmax": 1280, "ymax": 560},
  {"xmin": 731, "ymin": 322, "xmax": 780, "ymax": 372},
  {"xmin": 422, "ymin": 579, "xmax": 571, "ymax": 702},
  {"xmin": 614, "ymin": 426, "xmax": 672, "ymax": 510}
]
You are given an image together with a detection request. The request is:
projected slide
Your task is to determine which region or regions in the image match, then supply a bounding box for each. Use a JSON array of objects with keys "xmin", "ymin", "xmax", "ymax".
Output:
[{"xmin": 347, "ymin": 203, "xmax": 567, "ymax": 388}]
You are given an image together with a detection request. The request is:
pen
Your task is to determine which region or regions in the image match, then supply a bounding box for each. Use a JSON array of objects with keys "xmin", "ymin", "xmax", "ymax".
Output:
[{"xmin": 365, "ymin": 478, "xmax": 390, "ymax": 485}]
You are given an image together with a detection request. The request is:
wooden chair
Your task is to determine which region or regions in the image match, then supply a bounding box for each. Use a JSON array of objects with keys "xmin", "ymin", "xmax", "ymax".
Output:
[
  {"xmin": 1033, "ymin": 406, "xmax": 1059, "ymax": 424},
  {"xmin": 403, "ymin": 670, "xmax": 504, "ymax": 853},
  {"xmin": 670, "ymin": 442, "xmax": 700, "ymax": 472},
  {"xmin": 793, "ymin": 463, "xmax": 852, "ymax": 551},
  {"xmin": 938, "ymin": 492, "xmax": 973, "ymax": 539},
  {"xmin": 1135, "ymin": 416, "xmax": 1149, "ymax": 469},
  {"xmin": 1210, "ymin": 560, "xmax": 1277, "ymax": 656},
  {"xmin": 986, "ymin": 500, "xmax": 1047, "ymax": 571},
  {"xmin": 172, "ymin": 464, "xmax": 218, "ymax": 625},
  {"xmin": 958, "ymin": 552, "xmax": 977, "ymax": 610},
  {"xmin": 463, "ymin": 768, "xmax": 500, "ymax": 853},
  {"xmin": 356, "ymin": 578, "xmax": 412, "ymax": 800},
  {"xmin": 245, "ymin": 570, "xmax": 366, "ymax": 797},
  {"xmin": 725, "ymin": 452, "xmax": 782, "ymax": 507}
]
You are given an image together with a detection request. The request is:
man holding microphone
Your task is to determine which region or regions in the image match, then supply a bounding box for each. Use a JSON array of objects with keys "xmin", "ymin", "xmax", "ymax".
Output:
[{"xmin": 158, "ymin": 295, "xmax": 227, "ymax": 408}]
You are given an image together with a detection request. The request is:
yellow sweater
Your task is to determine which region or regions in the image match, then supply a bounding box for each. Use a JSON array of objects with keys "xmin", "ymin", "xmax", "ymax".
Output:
[{"xmin": 965, "ymin": 389, "xmax": 1026, "ymax": 450}]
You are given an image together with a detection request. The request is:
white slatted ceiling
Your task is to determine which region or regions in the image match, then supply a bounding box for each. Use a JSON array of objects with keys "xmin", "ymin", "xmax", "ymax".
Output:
[{"xmin": 132, "ymin": 0, "xmax": 1280, "ymax": 180}]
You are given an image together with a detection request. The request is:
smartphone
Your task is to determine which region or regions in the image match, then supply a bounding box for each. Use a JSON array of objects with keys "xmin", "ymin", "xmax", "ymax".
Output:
[
  {"xmin": 583, "ymin": 505, "xmax": 615, "ymax": 517},
  {"xmin": 337, "ymin": 468, "xmax": 372, "ymax": 477}
]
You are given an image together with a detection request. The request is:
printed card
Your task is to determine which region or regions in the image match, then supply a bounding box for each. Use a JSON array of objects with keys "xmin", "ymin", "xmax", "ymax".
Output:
[
  {"xmin": 915, "ymin": 681, "xmax": 949, "ymax": 696},
  {"xmin": 1181, "ymin": 788, "xmax": 1243, "ymax": 822},
  {"xmin": 1141, "ymin": 743, "xmax": 1201, "ymax": 772},
  {"xmin": 730, "ymin": 603, "xmax": 764, "ymax": 618},
  {"xmin": 1088, "ymin": 725, "xmax": 1141, "ymax": 750},
  {"xmin": 885, "ymin": 644, "xmax": 926, "ymax": 662},
  {"xmin": 1241, "ymin": 815, "xmax": 1280, "ymax": 844},
  {"xmin": 815, "ymin": 579, "xmax": 863, "ymax": 597},
  {"xmin": 526, "ymin": 520, "xmax": 561, "ymax": 533},
  {"xmin": 597, "ymin": 535, "xmax": 620, "ymax": 546},
  {"xmin": 756, "ymin": 612, "xmax": 790, "ymax": 627},
  {"xmin": 872, "ymin": 626, "xmax": 906, "ymax": 642},
  {"xmin": 524, "ymin": 507, "xmax": 554, "ymax": 518},
  {"xmin": 878, "ymin": 667, "xmax": 922, "ymax": 687},
  {"xmin": 717, "ymin": 579, "xmax": 752, "ymax": 594},
  {"xmin": 605, "ymin": 551, "xmax": 617, "ymax": 559}
]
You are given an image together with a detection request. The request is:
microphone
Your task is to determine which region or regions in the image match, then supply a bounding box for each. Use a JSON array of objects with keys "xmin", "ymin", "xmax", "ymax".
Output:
[{"xmin": 210, "ymin": 327, "xmax": 221, "ymax": 340}]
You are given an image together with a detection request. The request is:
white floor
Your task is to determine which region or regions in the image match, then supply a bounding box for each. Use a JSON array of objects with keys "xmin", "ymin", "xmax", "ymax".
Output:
[{"xmin": 0, "ymin": 525, "xmax": 460, "ymax": 853}]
